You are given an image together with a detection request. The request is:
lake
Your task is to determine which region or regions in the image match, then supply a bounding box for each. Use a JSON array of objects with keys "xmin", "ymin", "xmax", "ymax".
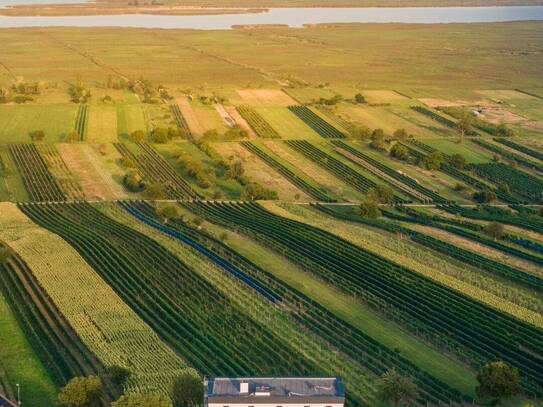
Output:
[{"xmin": 0, "ymin": 5, "xmax": 542, "ymax": 29}]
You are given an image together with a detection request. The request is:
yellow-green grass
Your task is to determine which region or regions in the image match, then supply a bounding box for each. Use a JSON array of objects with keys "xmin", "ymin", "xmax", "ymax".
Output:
[
  {"xmin": 282, "ymin": 87, "xmax": 337, "ymax": 104},
  {"xmin": 173, "ymin": 204, "xmax": 478, "ymax": 397},
  {"xmin": 254, "ymin": 106, "xmax": 320, "ymax": 139},
  {"xmin": 86, "ymin": 105, "xmax": 118, "ymax": 143},
  {"xmin": 142, "ymin": 104, "xmax": 173, "ymax": 132},
  {"xmin": 1, "ymin": 23, "xmax": 542, "ymax": 91},
  {"xmin": 191, "ymin": 99, "xmax": 230, "ymax": 134},
  {"xmin": 263, "ymin": 140, "xmax": 364, "ymax": 201},
  {"xmin": 0, "ymin": 293, "xmax": 57, "ymax": 407},
  {"xmin": 0, "ymin": 146, "xmax": 30, "ymax": 202},
  {"xmin": 0, "ymin": 104, "xmax": 77, "ymax": 143},
  {"xmin": 337, "ymin": 104, "xmax": 445, "ymax": 138},
  {"xmin": 361, "ymin": 90, "xmax": 409, "ymax": 105},
  {"xmin": 264, "ymin": 201, "xmax": 543, "ymax": 328},
  {"xmin": 388, "ymin": 104, "xmax": 455, "ymax": 137},
  {"xmin": 347, "ymin": 141, "xmax": 473, "ymax": 203},
  {"xmin": 423, "ymin": 139, "xmax": 493, "ymax": 164},
  {"xmin": 154, "ymin": 142, "xmax": 243, "ymax": 199},
  {"xmin": 0, "ymin": 203, "xmax": 190, "ymax": 395},
  {"xmin": 103, "ymin": 202, "xmax": 377, "ymax": 405},
  {"xmin": 116, "ymin": 103, "xmax": 146, "ymax": 140}
]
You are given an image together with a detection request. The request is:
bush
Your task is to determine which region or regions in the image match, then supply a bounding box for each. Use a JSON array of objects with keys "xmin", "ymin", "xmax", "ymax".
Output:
[
  {"xmin": 130, "ymin": 130, "xmax": 146, "ymax": 142},
  {"xmin": 57, "ymin": 376, "xmax": 103, "ymax": 407},
  {"xmin": 389, "ymin": 143, "xmax": 409, "ymax": 161},
  {"xmin": 29, "ymin": 130, "xmax": 45, "ymax": 141},
  {"xmin": 224, "ymin": 125, "xmax": 248, "ymax": 140},
  {"xmin": 106, "ymin": 365, "xmax": 131, "ymax": 389},
  {"xmin": 240, "ymin": 183, "xmax": 278, "ymax": 200},
  {"xmin": 473, "ymin": 189, "xmax": 497, "ymax": 203},
  {"xmin": 369, "ymin": 129, "xmax": 387, "ymax": 151},
  {"xmin": 150, "ymin": 128, "xmax": 169, "ymax": 144},
  {"xmin": 201, "ymin": 129, "xmax": 220, "ymax": 141},
  {"xmin": 144, "ymin": 182, "xmax": 166, "ymax": 199},
  {"xmin": 448, "ymin": 153, "xmax": 466, "ymax": 170},
  {"xmin": 424, "ymin": 151, "xmax": 443, "ymax": 170},
  {"xmin": 156, "ymin": 204, "xmax": 179, "ymax": 222},
  {"xmin": 67, "ymin": 130, "xmax": 80, "ymax": 143},
  {"xmin": 359, "ymin": 199, "xmax": 380, "ymax": 219},
  {"xmin": 476, "ymin": 361, "xmax": 520, "ymax": 404},
  {"xmin": 484, "ymin": 222, "xmax": 504, "ymax": 240},
  {"xmin": 123, "ymin": 171, "xmax": 144, "ymax": 192},
  {"xmin": 354, "ymin": 93, "xmax": 366, "ymax": 104},
  {"xmin": 351, "ymin": 125, "xmax": 371, "ymax": 140},
  {"xmin": 367, "ymin": 185, "xmax": 394, "ymax": 204},
  {"xmin": 393, "ymin": 128, "xmax": 408, "ymax": 140}
]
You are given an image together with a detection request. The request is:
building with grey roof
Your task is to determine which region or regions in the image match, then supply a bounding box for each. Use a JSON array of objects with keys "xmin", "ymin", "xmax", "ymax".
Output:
[{"xmin": 205, "ymin": 377, "xmax": 345, "ymax": 407}]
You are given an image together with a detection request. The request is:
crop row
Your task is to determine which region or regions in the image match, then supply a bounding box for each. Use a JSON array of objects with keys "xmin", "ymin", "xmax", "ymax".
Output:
[
  {"xmin": 441, "ymin": 205, "xmax": 543, "ymax": 235},
  {"xmin": 236, "ymin": 106, "xmax": 280, "ymax": 138},
  {"xmin": 240, "ymin": 142, "xmax": 335, "ymax": 202},
  {"xmin": 494, "ymin": 138, "xmax": 543, "ymax": 161},
  {"xmin": 472, "ymin": 139, "xmax": 543, "ymax": 173},
  {"xmin": 74, "ymin": 104, "xmax": 88, "ymax": 141},
  {"xmin": 126, "ymin": 200, "xmax": 467, "ymax": 405},
  {"xmin": 115, "ymin": 142, "xmax": 200, "ymax": 199},
  {"xmin": 8, "ymin": 203, "xmax": 190, "ymax": 395},
  {"xmin": 37, "ymin": 144, "xmax": 84, "ymax": 200},
  {"xmin": 411, "ymin": 106, "xmax": 479, "ymax": 136},
  {"xmin": 183, "ymin": 200, "xmax": 543, "ymax": 396},
  {"xmin": 332, "ymin": 141, "xmax": 446, "ymax": 203},
  {"xmin": 288, "ymin": 105, "xmax": 346, "ymax": 138},
  {"xmin": 20, "ymin": 202, "xmax": 338, "ymax": 395},
  {"xmin": 384, "ymin": 206, "xmax": 543, "ymax": 267},
  {"xmin": 285, "ymin": 140, "xmax": 379, "ymax": 195},
  {"xmin": 315, "ymin": 107, "xmax": 356, "ymax": 134},
  {"xmin": 0, "ymin": 243, "xmax": 104, "ymax": 389},
  {"xmin": 400, "ymin": 142, "xmax": 520, "ymax": 203},
  {"xmin": 170, "ymin": 104, "xmax": 192, "ymax": 139},
  {"xmin": 9, "ymin": 144, "xmax": 66, "ymax": 202},
  {"xmin": 469, "ymin": 162, "xmax": 543, "ymax": 203}
]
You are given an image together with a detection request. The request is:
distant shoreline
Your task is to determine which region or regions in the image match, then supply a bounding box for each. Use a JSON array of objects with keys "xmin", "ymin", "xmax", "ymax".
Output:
[{"xmin": 1, "ymin": 0, "xmax": 543, "ymax": 17}]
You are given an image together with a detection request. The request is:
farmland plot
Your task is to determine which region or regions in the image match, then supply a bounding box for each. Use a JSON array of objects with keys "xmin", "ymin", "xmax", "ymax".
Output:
[
  {"xmin": 254, "ymin": 107, "xmax": 320, "ymax": 139},
  {"xmin": 116, "ymin": 103, "xmax": 146, "ymax": 140},
  {"xmin": 36, "ymin": 144, "xmax": 84, "ymax": 200},
  {"xmin": 86, "ymin": 105, "xmax": 118, "ymax": 143},
  {"xmin": 3, "ymin": 203, "xmax": 193, "ymax": 395}
]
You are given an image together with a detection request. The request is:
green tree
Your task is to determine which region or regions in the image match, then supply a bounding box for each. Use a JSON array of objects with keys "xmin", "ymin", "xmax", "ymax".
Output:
[
  {"xmin": 496, "ymin": 123, "xmax": 514, "ymax": 137},
  {"xmin": 171, "ymin": 372, "xmax": 203, "ymax": 407},
  {"xmin": 390, "ymin": 143, "xmax": 409, "ymax": 161},
  {"xmin": 112, "ymin": 394, "xmax": 173, "ymax": 407},
  {"xmin": 106, "ymin": 365, "xmax": 131, "ymax": 389},
  {"xmin": 130, "ymin": 130, "xmax": 146, "ymax": 142},
  {"xmin": 150, "ymin": 128, "xmax": 169, "ymax": 143},
  {"xmin": 157, "ymin": 204, "xmax": 179, "ymax": 222},
  {"xmin": 57, "ymin": 376, "xmax": 103, "ymax": 407},
  {"xmin": 455, "ymin": 115, "xmax": 473, "ymax": 143},
  {"xmin": 375, "ymin": 368, "xmax": 419, "ymax": 407},
  {"xmin": 370, "ymin": 129, "xmax": 387, "ymax": 151},
  {"xmin": 448, "ymin": 153, "xmax": 466, "ymax": 170},
  {"xmin": 476, "ymin": 361, "xmax": 520, "ymax": 405},
  {"xmin": 354, "ymin": 93, "xmax": 366, "ymax": 104},
  {"xmin": 368, "ymin": 185, "xmax": 395, "ymax": 204},
  {"xmin": 240, "ymin": 182, "xmax": 278, "ymax": 201},
  {"xmin": 424, "ymin": 151, "xmax": 443, "ymax": 170},
  {"xmin": 393, "ymin": 128, "xmax": 408, "ymax": 140},
  {"xmin": 144, "ymin": 182, "xmax": 166, "ymax": 199},
  {"xmin": 473, "ymin": 189, "xmax": 497, "ymax": 203},
  {"xmin": 484, "ymin": 222, "xmax": 504, "ymax": 240},
  {"xmin": 359, "ymin": 199, "xmax": 380, "ymax": 219}
]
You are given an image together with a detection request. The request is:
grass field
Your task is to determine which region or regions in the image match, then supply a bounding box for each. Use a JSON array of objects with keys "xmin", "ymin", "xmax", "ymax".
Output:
[
  {"xmin": 0, "ymin": 293, "xmax": 57, "ymax": 407},
  {"xmin": 423, "ymin": 139, "xmax": 493, "ymax": 164},
  {"xmin": 86, "ymin": 105, "xmax": 118, "ymax": 143},
  {"xmin": 116, "ymin": 103, "xmax": 146, "ymax": 140},
  {"xmin": 255, "ymin": 107, "xmax": 320, "ymax": 139},
  {"xmin": 0, "ymin": 104, "xmax": 77, "ymax": 143}
]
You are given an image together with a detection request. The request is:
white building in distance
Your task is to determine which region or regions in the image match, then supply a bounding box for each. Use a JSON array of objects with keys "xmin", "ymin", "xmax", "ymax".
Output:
[{"xmin": 204, "ymin": 377, "xmax": 345, "ymax": 407}]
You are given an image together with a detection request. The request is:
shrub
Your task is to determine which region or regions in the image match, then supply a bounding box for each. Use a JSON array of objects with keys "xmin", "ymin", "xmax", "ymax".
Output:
[
  {"xmin": 351, "ymin": 125, "xmax": 371, "ymax": 140},
  {"xmin": 171, "ymin": 372, "xmax": 203, "ymax": 407},
  {"xmin": 130, "ymin": 130, "xmax": 146, "ymax": 142},
  {"xmin": 393, "ymin": 128, "xmax": 408, "ymax": 140},
  {"xmin": 150, "ymin": 128, "xmax": 169, "ymax": 144},
  {"xmin": 123, "ymin": 171, "xmax": 144, "ymax": 192},
  {"xmin": 448, "ymin": 153, "xmax": 466, "ymax": 170},
  {"xmin": 484, "ymin": 222, "xmax": 504, "ymax": 240},
  {"xmin": 369, "ymin": 129, "xmax": 387, "ymax": 151},
  {"xmin": 476, "ymin": 361, "xmax": 520, "ymax": 404},
  {"xmin": 240, "ymin": 182, "xmax": 278, "ymax": 200},
  {"xmin": 29, "ymin": 130, "xmax": 45, "ymax": 141},
  {"xmin": 354, "ymin": 93, "xmax": 366, "ymax": 104},
  {"xmin": 367, "ymin": 185, "xmax": 394, "ymax": 204},
  {"xmin": 57, "ymin": 376, "xmax": 103, "ymax": 407},
  {"xmin": 144, "ymin": 182, "xmax": 166, "ymax": 199},
  {"xmin": 473, "ymin": 189, "xmax": 497, "ymax": 203},
  {"xmin": 106, "ymin": 365, "xmax": 131, "ymax": 389},
  {"xmin": 359, "ymin": 199, "xmax": 380, "ymax": 219},
  {"xmin": 424, "ymin": 151, "xmax": 443, "ymax": 170},
  {"xmin": 390, "ymin": 143, "xmax": 409, "ymax": 161}
]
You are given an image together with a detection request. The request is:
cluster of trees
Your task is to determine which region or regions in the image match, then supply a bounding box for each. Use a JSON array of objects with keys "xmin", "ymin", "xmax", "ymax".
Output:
[
  {"xmin": 69, "ymin": 83, "xmax": 91, "ymax": 103},
  {"xmin": 240, "ymin": 182, "xmax": 278, "ymax": 200},
  {"xmin": 199, "ymin": 126, "xmax": 248, "ymax": 142},
  {"xmin": 315, "ymin": 94, "xmax": 343, "ymax": 106},
  {"xmin": 148, "ymin": 127, "xmax": 188, "ymax": 143},
  {"xmin": 1, "ymin": 81, "xmax": 44, "ymax": 104},
  {"xmin": 176, "ymin": 152, "xmax": 211, "ymax": 189},
  {"xmin": 56, "ymin": 369, "xmax": 203, "ymax": 407},
  {"xmin": 359, "ymin": 185, "xmax": 395, "ymax": 218}
]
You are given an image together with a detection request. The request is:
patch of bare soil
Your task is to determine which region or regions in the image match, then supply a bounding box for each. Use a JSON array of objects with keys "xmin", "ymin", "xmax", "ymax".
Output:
[
  {"xmin": 177, "ymin": 97, "xmax": 204, "ymax": 137},
  {"xmin": 480, "ymin": 108, "xmax": 543, "ymax": 129},
  {"xmin": 237, "ymin": 89, "xmax": 297, "ymax": 106},
  {"xmin": 57, "ymin": 143, "xmax": 126, "ymax": 200}
]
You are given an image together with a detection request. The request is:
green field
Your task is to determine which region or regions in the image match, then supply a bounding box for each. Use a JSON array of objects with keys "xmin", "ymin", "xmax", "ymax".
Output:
[
  {"xmin": 255, "ymin": 107, "xmax": 320, "ymax": 139},
  {"xmin": 117, "ymin": 103, "xmax": 146, "ymax": 140},
  {"xmin": 0, "ymin": 293, "xmax": 57, "ymax": 406},
  {"xmin": 0, "ymin": 104, "xmax": 77, "ymax": 143}
]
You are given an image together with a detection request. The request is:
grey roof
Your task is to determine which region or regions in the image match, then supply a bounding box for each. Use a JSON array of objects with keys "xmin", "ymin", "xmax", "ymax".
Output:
[{"xmin": 206, "ymin": 377, "xmax": 345, "ymax": 403}]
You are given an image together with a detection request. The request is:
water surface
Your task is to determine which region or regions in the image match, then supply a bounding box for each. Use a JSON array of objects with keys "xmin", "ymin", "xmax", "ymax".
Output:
[{"xmin": 0, "ymin": 5, "xmax": 542, "ymax": 29}]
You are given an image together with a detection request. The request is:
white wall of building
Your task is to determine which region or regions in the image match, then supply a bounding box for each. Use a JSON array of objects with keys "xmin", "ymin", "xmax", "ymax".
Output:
[{"xmin": 208, "ymin": 403, "xmax": 344, "ymax": 407}]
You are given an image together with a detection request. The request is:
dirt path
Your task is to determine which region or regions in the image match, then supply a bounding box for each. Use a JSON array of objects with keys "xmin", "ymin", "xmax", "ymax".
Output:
[
  {"xmin": 224, "ymin": 105, "xmax": 257, "ymax": 138},
  {"xmin": 57, "ymin": 143, "xmax": 126, "ymax": 200},
  {"xmin": 177, "ymin": 97, "xmax": 205, "ymax": 137}
]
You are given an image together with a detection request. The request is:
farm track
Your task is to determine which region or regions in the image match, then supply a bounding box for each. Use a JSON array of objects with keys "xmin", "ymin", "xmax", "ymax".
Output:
[
  {"xmin": 8, "ymin": 144, "xmax": 65, "ymax": 202},
  {"xmin": 169, "ymin": 103, "xmax": 192, "ymax": 140},
  {"xmin": 19, "ymin": 202, "xmax": 348, "ymax": 400},
  {"xmin": 331, "ymin": 140, "xmax": 446, "ymax": 203},
  {"xmin": 114, "ymin": 142, "xmax": 200, "ymax": 199},
  {"xmin": 74, "ymin": 104, "xmax": 88, "ymax": 141},
  {"xmin": 288, "ymin": 105, "xmax": 346, "ymax": 139},
  {"xmin": 240, "ymin": 141, "xmax": 335, "ymax": 202},
  {"xmin": 183, "ymin": 200, "xmax": 543, "ymax": 396},
  {"xmin": 121, "ymin": 200, "xmax": 468, "ymax": 405}
]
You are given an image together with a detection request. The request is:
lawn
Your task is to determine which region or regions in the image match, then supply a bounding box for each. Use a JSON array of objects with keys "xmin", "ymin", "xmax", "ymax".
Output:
[
  {"xmin": 255, "ymin": 106, "xmax": 320, "ymax": 139},
  {"xmin": 86, "ymin": 105, "xmax": 118, "ymax": 143},
  {"xmin": 116, "ymin": 103, "xmax": 146, "ymax": 140},
  {"xmin": 0, "ymin": 293, "xmax": 57, "ymax": 407},
  {"xmin": 0, "ymin": 104, "xmax": 77, "ymax": 143}
]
